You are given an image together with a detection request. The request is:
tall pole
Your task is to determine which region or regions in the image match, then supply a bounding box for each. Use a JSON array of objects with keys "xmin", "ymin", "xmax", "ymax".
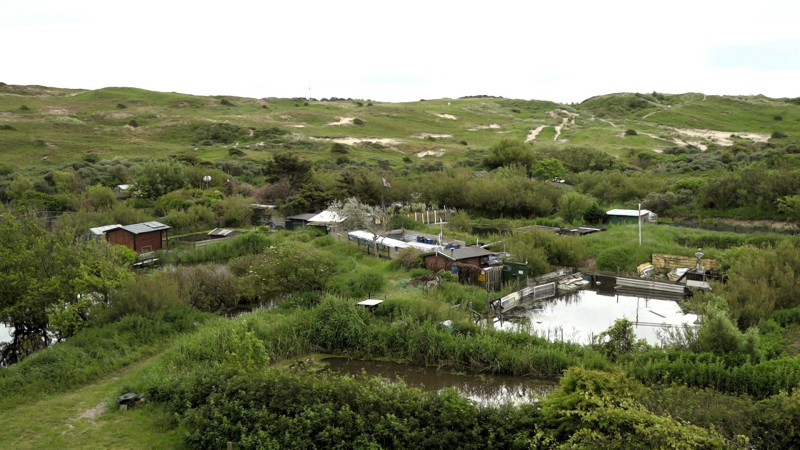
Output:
[
  {"xmin": 380, "ymin": 180, "xmax": 386, "ymax": 228},
  {"xmin": 638, "ymin": 202, "xmax": 642, "ymax": 246}
]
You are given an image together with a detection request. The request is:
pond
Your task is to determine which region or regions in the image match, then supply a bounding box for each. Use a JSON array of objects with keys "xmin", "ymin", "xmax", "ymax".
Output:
[
  {"xmin": 495, "ymin": 289, "xmax": 699, "ymax": 346},
  {"xmin": 321, "ymin": 358, "xmax": 557, "ymax": 408}
]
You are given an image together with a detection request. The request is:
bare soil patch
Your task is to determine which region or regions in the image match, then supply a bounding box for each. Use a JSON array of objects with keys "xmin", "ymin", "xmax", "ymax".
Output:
[
  {"xmin": 416, "ymin": 149, "xmax": 447, "ymax": 158},
  {"xmin": 79, "ymin": 401, "xmax": 107, "ymax": 421},
  {"xmin": 327, "ymin": 117, "xmax": 355, "ymax": 126}
]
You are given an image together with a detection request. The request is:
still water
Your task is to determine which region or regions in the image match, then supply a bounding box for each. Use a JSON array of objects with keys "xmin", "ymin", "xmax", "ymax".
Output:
[
  {"xmin": 0, "ymin": 323, "xmax": 10, "ymax": 345},
  {"xmin": 322, "ymin": 357, "xmax": 557, "ymax": 407},
  {"xmin": 495, "ymin": 289, "xmax": 699, "ymax": 346}
]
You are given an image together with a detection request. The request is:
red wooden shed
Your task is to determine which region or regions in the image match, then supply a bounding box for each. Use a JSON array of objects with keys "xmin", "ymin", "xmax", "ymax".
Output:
[{"xmin": 104, "ymin": 221, "xmax": 171, "ymax": 252}]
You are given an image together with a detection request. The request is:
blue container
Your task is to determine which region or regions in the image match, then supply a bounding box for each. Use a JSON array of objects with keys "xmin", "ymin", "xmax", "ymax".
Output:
[
  {"xmin": 452, "ymin": 244, "xmax": 460, "ymax": 249},
  {"xmin": 426, "ymin": 238, "xmax": 434, "ymax": 244},
  {"xmin": 416, "ymin": 236, "xmax": 423, "ymax": 243},
  {"xmin": 451, "ymin": 266, "xmax": 459, "ymax": 275}
]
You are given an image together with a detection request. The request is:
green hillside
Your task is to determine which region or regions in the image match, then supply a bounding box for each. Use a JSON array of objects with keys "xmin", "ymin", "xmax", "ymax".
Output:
[{"xmin": 3, "ymin": 84, "xmax": 799, "ymax": 169}]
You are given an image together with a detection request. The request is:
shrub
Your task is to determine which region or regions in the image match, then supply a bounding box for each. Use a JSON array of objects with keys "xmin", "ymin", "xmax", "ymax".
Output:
[
  {"xmin": 82, "ymin": 154, "xmax": 100, "ymax": 163},
  {"xmin": 128, "ymin": 119, "xmax": 139, "ymax": 128},
  {"xmin": 228, "ymin": 148, "xmax": 244, "ymax": 157},
  {"xmin": 772, "ymin": 131, "xmax": 787, "ymax": 139},
  {"xmin": 330, "ymin": 142, "xmax": 349, "ymax": 154},
  {"xmin": 774, "ymin": 115, "xmax": 783, "ymax": 121},
  {"xmin": 220, "ymin": 98, "xmax": 236, "ymax": 106},
  {"xmin": 392, "ymin": 248, "xmax": 424, "ymax": 270},
  {"xmin": 192, "ymin": 122, "xmax": 244, "ymax": 144},
  {"xmin": 19, "ymin": 105, "xmax": 31, "ymax": 111},
  {"xmin": 116, "ymin": 103, "xmax": 127, "ymax": 109},
  {"xmin": 330, "ymin": 269, "xmax": 386, "ymax": 298},
  {"xmin": 353, "ymin": 118, "xmax": 365, "ymax": 125},
  {"xmin": 624, "ymin": 129, "xmax": 638, "ymax": 136}
]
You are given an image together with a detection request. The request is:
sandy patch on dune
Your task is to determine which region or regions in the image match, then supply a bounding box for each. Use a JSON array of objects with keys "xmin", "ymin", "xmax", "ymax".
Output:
[
  {"xmin": 416, "ymin": 149, "xmax": 447, "ymax": 158},
  {"xmin": 45, "ymin": 108, "xmax": 73, "ymax": 116},
  {"xmin": 525, "ymin": 125, "xmax": 546, "ymax": 142},
  {"xmin": 435, "ymin": 113, "xmax": 457, "ymax": 120},
  {"xmin": 468, "ymin": 123, "xmax": 502, "ymax": 131},
  {"xmin": 619, "ymin": 127, "xmax": 770, "ymax": 152},
  {"xmin": 292, "ymin": 124, "xmax": 307, "ymax": 128},
  {"xmin": 416, "ymin": 133, "xmax": 453, "ymax": 139},
  {"xmin": 675, "ymin": 128, "xmax": 770, "ymax": 146},
  {"xmin": 310, "ymin": 136, "xmax": 402, "ymax": 146},
  {"xmin": 327, "ymin": 117, "xmax": 355, "ymax": 126}
]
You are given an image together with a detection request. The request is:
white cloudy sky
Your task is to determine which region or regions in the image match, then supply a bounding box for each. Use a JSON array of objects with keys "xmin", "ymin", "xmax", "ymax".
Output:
[{"xmin": 2, "ymin": 0, "xmax": 799, "ymax": 103}]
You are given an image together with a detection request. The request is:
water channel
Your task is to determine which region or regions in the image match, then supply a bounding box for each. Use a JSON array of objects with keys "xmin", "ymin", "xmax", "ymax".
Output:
[
  {"xmin": 321, "ymin": 357, "xmax": 558, "ymax": 407},
  {"xmin": 495, "ymin": 288, "xmax": 699, "ymax": 346}
]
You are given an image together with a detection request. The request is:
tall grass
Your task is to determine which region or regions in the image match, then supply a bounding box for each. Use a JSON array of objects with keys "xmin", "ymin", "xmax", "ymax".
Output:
[
  {"xmin": 160, "ymin": 230, "xmax": 272, "ymax": 264},
  {"xmin": 0, "ymin": 308, "xmax": 210, "ymax": 409}
]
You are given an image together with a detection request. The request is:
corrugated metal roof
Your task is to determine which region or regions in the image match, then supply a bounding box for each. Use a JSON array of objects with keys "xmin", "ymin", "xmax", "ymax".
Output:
[
  {"xmin": 606, "ymin": 209, "xmax": 652, "ymax": 217},
  {"xmin": 116, "ymin": 221, "xmax": 171, "ymax": 234},
  {"xmin": 307, "ymin": 210, "xmax": 346, "ymax": 224},
  {"xmin": 89, "ymin": 224, "xmax": 122, "ymax": 235},
  {"xmin": 347, "ymin": 231, "xmax": 439, "ymax": 251},
  {"xmin": 208, "ymin": 228, "xmax": 236, "ymax": 237},
  {"xmin": 425, "ymin": 246, "xmax": 496, "ymax": 261}
]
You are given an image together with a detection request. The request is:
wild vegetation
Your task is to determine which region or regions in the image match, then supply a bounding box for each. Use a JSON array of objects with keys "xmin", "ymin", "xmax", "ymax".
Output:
[{"xmin": 2, "ymin": 85, "xmax": 800, "ymax": 447}]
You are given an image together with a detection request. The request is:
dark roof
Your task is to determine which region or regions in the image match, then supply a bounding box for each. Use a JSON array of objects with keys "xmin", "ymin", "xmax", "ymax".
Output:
[
  {"xmin": 286, "ymin": 213, "xmax": 317, "ymax": 221},
  {"xmin": 424, "ymin": 246, "xmax": 496, "ymax": 261},
  {"xmin": 561, "ymin": 226, "xmax": 605, "ymax": 235},
  {"xmin": 107, "ymin": 221, "xmax": 170, "ymax": 235}
]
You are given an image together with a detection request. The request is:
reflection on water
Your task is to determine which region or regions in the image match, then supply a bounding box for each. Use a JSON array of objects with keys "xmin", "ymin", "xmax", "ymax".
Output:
[
  {"xmin": 322, "ymin": 358, "xmax": 557, "ymax": 407},
  {"xmin": 0, "ymin": 323, "xmax": 11, "ymax": 345},
  {"xmin": 497, "ymin": 289, "xmax": 699, "ymax": 346}
]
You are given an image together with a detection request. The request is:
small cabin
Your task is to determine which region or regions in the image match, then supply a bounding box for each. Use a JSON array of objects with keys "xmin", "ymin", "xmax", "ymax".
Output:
[
  {"xmin": 104, "ymin": 221, "xmax": 171, "ymax": 252},
  {"xmin": 422, "ymin": 246, "xmax": 496, "ymax": 272},
  {"xmin": 606, "ymin": 209, "xmax": 657, "ymax": 225}
]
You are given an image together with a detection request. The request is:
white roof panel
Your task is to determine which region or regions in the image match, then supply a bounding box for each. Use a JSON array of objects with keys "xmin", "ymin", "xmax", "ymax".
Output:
[{"xmin": 606, "ymin": 209, "xmax": 652, "ymax": 217}]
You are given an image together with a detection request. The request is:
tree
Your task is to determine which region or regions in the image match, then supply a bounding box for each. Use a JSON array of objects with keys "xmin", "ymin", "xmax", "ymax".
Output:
[
  {"xmin": 777, "ymin": 194, "xmax": 800, "ymax": 223},
  {"xmin": 558, "ymin": 191, "xmax": 594, "ymax": 224},
  {"xmin": 0, "ymin": 207, "xmax": 133, "ymax": 363},
  {"xmin": 532, "ymin": 158, "xmax": 566, "ymax": 180},
  {"xmin": 86, "ymin": 184, "xmax": 116, "ymax": 211},
  {"xmin": 133, "ymin": 161, "xmax": 187, "ymax": 200},
  {"xmin": 217, "ymin": 194, "xmax": 254, "ymax": 227},
  {"xmin": 327, "ymin": 197, "xmax": 380, "ymax": 233},
  {"xmin": 240, "ymin": 243, "xmax": 335, "ymax": 303},
  {"xmin": 264, "ymin": 153, "xmax": 312, "ymax": 186},
  {"xmin": 484, "ymin": 139, "xmax": 535, "ymax": 170},
  {"xmin": 592, "ymin": 318, "xmax": 645, "ymax": 361}
]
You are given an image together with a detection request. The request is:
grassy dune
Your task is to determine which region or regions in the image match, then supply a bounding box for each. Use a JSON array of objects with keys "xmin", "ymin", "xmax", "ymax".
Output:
[{"xmin": 3, "ymin": 84, "xmax": 799, "ymax": 169}]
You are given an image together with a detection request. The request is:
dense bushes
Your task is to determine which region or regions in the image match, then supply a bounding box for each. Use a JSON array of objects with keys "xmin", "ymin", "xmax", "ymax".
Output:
[
  {"xmin": 497, "ymin": 229, "xmax": 586, "ymax": 275},
  {"xmin": 153, "ymin": 369, "xmax": 543, "ymax": 449},
  {"xmin": 720, "ymin": 241, "xmax": 800, "ymax": 327},
  {"xmin": 626, "ymin": 350, "xmax": 800, "ymax": 398}
]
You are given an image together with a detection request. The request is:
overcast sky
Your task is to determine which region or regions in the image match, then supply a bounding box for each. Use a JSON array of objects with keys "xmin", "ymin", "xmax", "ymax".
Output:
[{"xmin": 3, "ymin": 0, "xmax": 800, "ymax": 104}]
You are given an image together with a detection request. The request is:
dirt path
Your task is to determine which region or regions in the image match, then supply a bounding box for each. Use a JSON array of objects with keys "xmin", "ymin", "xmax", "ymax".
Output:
[
  {"xmin": 549, "ymin": 110, "xmax": 578, "ymax": 141},
  {"xmin": 525, "ymin": 125, "xmax": 546, "ymax": 143},
  {"xmin": 0, "ymin": 355, "xmax": 181, "ymax": 449}
]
